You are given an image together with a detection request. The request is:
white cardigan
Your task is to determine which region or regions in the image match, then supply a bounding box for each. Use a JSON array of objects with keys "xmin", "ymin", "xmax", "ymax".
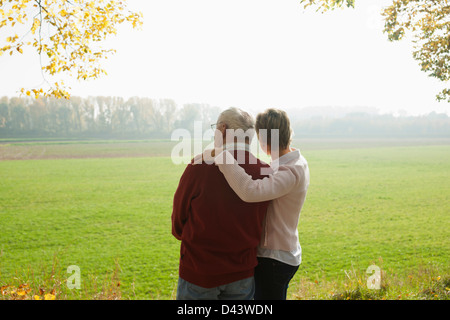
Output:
[{"xmin": 215, "ymin": 148, "xmax": 310, "ymax": 266}]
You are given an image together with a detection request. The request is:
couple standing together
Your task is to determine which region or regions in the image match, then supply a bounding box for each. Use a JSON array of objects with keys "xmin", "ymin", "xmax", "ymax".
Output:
[{"xmin": 171, "ymin": 107, "xmax": 310, "ymax": 300}]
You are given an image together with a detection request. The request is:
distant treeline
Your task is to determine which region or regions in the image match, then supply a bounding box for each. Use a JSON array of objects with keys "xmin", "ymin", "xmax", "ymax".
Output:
[
  {"xmin": 0, "ymin": 96, "xmax": 221, "ymax": 139},
  {"xmin": 0, "ymin": 96, "xmax": 449, "ymax": 139},
  {"xmin": 292, "ymin": 111, "xmax": 450, "ymax": 138}
]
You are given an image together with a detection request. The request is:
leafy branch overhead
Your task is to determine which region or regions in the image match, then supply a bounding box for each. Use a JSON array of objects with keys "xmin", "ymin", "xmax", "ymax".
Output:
[
  {"xmin": 300, "ymin": 0, "xmax": 355, "ymax": 12},
  {"xmin": 300, "ymin": 0, "xmax": 450, "ymax": 103},
  {"xmin": 382, "ymin": 0, "xmax": 450, "ymax": 102},
  {"xmin": 0, "ymin": 0, "xmax": 143, "ymax": 99}
]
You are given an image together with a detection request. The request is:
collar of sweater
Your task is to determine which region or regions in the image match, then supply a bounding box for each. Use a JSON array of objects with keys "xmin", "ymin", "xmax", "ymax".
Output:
[
  {"xmin": 271, "ymin": 148, "xmax": 301, "ymax": 170},
  {"xmin": 223, "ymin": 143, "xmax": 251, "ymax": 152}
]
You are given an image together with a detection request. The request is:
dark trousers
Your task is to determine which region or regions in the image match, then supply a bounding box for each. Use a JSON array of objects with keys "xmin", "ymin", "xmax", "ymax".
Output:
[{"xmin": 254, "ymin": 257, "xmax": 299, "ymax": 300}]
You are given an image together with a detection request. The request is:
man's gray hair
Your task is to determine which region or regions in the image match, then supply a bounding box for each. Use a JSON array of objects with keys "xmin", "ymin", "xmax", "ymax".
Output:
[
  {"xmin": 218, "ymin": 107, "xmax": 255, "ymax": 131},
  {"xmin": 216, "ymin": 107, "xmax": 255, "ymax": 148}
]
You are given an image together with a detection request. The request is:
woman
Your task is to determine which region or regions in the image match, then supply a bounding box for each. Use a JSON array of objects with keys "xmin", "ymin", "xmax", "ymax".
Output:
[{"xmin": 213, "ymin": 108, "xmax": 310, "ymax": 300}]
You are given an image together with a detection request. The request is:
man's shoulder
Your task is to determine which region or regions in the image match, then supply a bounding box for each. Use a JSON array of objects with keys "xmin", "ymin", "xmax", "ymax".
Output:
[
  {"xmin": 186, "ymin": 151, "xmax": 272, "ymax": 177},
  {"xmin": 185, "ymin": 156, "xmax": 225, "ymax": 178}
]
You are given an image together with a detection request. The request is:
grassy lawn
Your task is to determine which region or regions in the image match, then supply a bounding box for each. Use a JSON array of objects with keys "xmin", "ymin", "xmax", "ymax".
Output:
[
  {"xmin": 0, "ymin": 139, "xmax": 449, "ymax": 299},
  {"xmin": 292, "ymin": 145, "xmax": 449, "ymax": 299}
]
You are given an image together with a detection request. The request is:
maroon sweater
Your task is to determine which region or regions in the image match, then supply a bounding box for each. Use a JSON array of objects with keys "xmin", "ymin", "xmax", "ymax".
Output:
[{"xmin": 172, "ymin": 150, "xmax": 271, "ymax": 288}]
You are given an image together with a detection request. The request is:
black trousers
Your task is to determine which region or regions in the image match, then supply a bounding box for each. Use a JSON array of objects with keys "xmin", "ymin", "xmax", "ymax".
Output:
[{"xmin": 254, "ymin": 257, "xmax": 299, "ymax": 300}]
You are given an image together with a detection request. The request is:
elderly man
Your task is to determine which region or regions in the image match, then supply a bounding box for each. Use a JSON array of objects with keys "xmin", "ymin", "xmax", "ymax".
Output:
[{"xmin": 172, "ymin": 107, "xmax": 271, "ymax": 300}]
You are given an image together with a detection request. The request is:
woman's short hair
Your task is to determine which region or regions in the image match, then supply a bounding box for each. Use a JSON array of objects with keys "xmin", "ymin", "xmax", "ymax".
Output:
[{"xmin": 255, "ymin": 108, "xmax": 292, "ymax": 150}]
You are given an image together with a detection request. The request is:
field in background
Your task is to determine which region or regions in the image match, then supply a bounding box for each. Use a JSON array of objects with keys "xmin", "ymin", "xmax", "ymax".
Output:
[
  {"xmin": 0, "ymin": 138, "xmax": 449, "ymax": 299},
  {"xmin": 2, "ymin": 137, "xmax": 450, "ymax": 160}
]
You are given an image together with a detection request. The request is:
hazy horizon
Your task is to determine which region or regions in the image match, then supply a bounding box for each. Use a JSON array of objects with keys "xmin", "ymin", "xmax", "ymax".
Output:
[{"xmin": 1, "ymin": 0, "xmax": 449, "ymax": 117}]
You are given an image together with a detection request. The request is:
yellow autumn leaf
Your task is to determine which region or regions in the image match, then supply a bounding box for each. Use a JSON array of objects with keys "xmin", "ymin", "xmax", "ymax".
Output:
[
  {"xmin": 31, "ymin": 18, "xmax": 40, "ymax": 34},
  {"xmin": 34, "ymin": 295, "xmax": 41, "ymax": 300},
  {"xmin": 44, "ymin": 293, "xmax": 56, "ymax": 300}
]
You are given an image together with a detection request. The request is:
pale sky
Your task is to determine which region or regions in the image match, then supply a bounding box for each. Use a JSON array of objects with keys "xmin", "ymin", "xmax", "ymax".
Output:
[{"xmin": 1, "ymin": 0, "xmax": 449, "ymax": 116}]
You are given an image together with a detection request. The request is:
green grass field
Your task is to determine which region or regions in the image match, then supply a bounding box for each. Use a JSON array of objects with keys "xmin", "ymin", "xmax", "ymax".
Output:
[{"xmin": 0, "ymin": 138, "xmax": 449, "ymax": 299}]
